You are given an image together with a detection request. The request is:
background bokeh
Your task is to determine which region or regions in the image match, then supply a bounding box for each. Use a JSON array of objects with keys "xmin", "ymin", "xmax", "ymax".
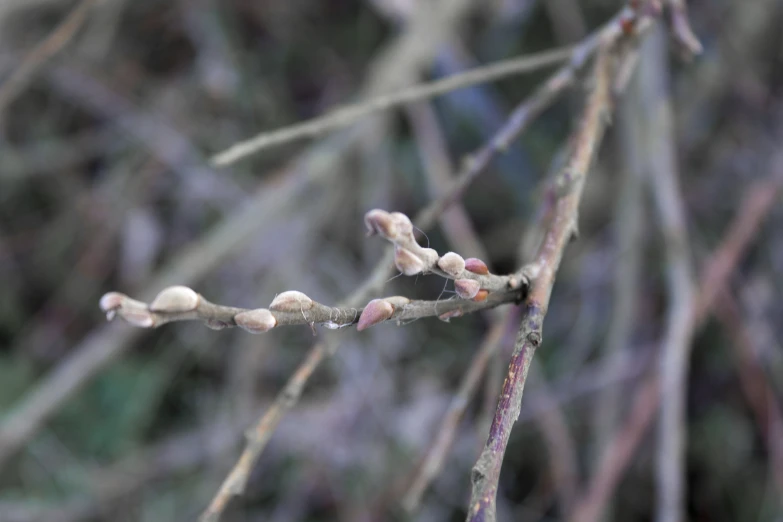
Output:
[{"xmin": 1, "ymin": 0, "xmax": 782, "ymax": 521}]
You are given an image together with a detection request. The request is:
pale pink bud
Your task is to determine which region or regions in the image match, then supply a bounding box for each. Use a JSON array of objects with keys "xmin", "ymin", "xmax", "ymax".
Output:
[
  {"xmin": 437, "ymin": 252, "xmax": 466, "ymax": 277},
  {"xmin": 235, "ymin": 308, "xmax": 277, "ymax": 334},
  {"xmin": 389, "ymin": 212, "xmax": 413, "ymax": 238},
  {"xmin": 357, "ymin": 299, "xmax": 394, "ymax": 331},
  {"xmin": 149, "ymin": 286, "xmax": 200, "ymax": 313},
  {"xmin": 419, "ymin": 248, "xmax": 439, "ymax": 266},
  {"xmin": 454, "ymin": 279, "xmax": 481, "ymax": 299},
  {"xmin": 383, "ymin": 296, "xmax": 411, "ymax": 308},
  {"xmin": 464, "ymin": 258, "xmax": 489, "ymax": 275},
  {"xmin": 99, "ymin": 292, "xmax": 126, "ymax": 314},
  {"xmin": 364, "ymin": 209, "xmax": 396, "ymax": 239},
  {"xmin": 270, "ymin": 291, "xmax": 314, "ymax": 312},
  {"xmin": 394, "ymin": 247, "xmax": 425, "ymax": 276},
  {"xmin": 121, "ymin": 309, "xmax": 155, "ymax": 328}
]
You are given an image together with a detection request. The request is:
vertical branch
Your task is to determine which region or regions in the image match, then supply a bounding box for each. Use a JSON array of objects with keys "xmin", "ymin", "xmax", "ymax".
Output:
[
  {"xmin": 467, "ymin": 45, "xmax": 614, "ymax": 522},
  {"xmin": 635, "ymin": 26, "xmax": 697, "ymax": 522}
]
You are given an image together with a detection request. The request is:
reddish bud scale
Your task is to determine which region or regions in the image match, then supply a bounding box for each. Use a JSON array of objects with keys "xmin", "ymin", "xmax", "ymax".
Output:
[
  {"xmin": 357, "ymin": 299, "xmax": 394, "ymax": 331},
  {"xmin": 464, "ymin": 258, "xmax": 489, "ymax": 275},
  {"xmin": 472, "ymin": 290, "xmax": 489, "ymax": 303}
]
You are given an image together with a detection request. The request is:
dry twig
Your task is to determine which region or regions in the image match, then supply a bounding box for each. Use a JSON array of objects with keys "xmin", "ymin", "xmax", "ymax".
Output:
[
  {"xmin": 0, "ymin": 0, "xmax": 97, "ymax": 112},
  {"xmin": 630, "ymin": 26, "xmax": 697, "ymax": 522},
  {"xmin": 467, "ymin": 42, "xmax": 615, "ymax": 522},
  {"xmin": 211, "ymin": 46, "xmax": 573, "ymax": 166}
]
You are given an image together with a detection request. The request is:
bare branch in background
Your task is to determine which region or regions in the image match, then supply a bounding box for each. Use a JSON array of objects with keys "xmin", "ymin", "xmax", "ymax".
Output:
[
  {"xmin": 0, "ymin": 0, "xmax": 97, "ymax": 112},
  {"xmin": 571, "ymin": 167, "xmax": 783, "ymax": 522},
  {"xmin": 633, "ymin": 26, "xmax": 697, "ymax": 522},
  {"xmin": 211, "ymin": 46, "xmax": 573, "ymax": 166}
]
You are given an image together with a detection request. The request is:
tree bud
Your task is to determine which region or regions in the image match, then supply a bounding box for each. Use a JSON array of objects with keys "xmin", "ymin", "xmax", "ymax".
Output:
[
  {"xmin": 464, "ymin": 258, "xmax": 489, "ymax": 275},
  {"xmin": 235, "ymin": 308, "xmax": 277, "ymax": 333},
  {"xmin": 383, "ymin": 296, "xmax": 410, "ymax": 308},
  {"xmin": 357, "ymin": 299, "xmax": 394, "ymax": 331},
  {"xmin": 437, "ymin": 252, "xmax": 466, "ymax": 277},
  {"xmin": 270, "ymin": 291, "xmax": 314, "ymax": 312},
  {"xmin": 394, "ymin": 247, "xmax": 425, "ymax": 276},
  {"xmin": 472, "ymin": 290, "xmax": 489, "ymax": 302},
  {"xmin": 364, "ymin": 209, "xmax": 396, "ymax": 239},
  {"xmin": 149, "ymin": 286, "xmax": 200, "ymax": 313},
  {"xmin": 454, "ymin": 279, "xmax": 481, "ymax": 299},
  {"xmin": 121, "ymin": 309, "xmax": 155, "ymax": 328},
  {"xmin": 99, "ymin": 292, "xmax": 126, "ymax": 314}
]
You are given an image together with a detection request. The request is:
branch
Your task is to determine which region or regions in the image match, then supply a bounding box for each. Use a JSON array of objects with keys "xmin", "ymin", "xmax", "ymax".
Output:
[
  {"xmin": 210, "ymin": 46, "xmax": 573, "ymax": 166},
  {"xmin": 402, "ymin": 309, "xmax": 517, "ymax": 512},
  {"xmin": 210, "ymin": 1, "xmax": 646, "ymax": 168},
  {"xmin": 101, "ymin": 208, "xmax": 531, "ymax": 334},
  {"xmin": 0, "ymin": 0, "xmax": 97, "ymax": 112},
  {"xmin": 633, "ymin": 26, "xmax": 697, "ymax": 522},
  {"xmin": 467, "ymin": 41, "xmax": 615, "ymax": 522},
  {"xmin": 196, "ymin": 6, "xmax": 657, "ymax": 519},
  {"xmin": 666, "ymin": 0, "xmax": 703, "ymax": 58},
  {"xmin": 100, "ymin": 283, "xmax": 524, "ymax": 335}
]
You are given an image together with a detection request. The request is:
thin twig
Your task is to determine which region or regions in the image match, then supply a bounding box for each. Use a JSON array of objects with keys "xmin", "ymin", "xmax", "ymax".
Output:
[
  {"xmin": 210, "ymin": 1, "xmax": 646, "ymax": 168},
  {"xmin": 631, "ymin": 26, "xmax": 697, "ymax": 522},
  {"xmin": 0, "ymin": 0, "xmax": 97, "ymax": 112},
  {"xmin": 101, "ymin": 283, "xmax": 524, "ymax": 334},
  {"xmin": 0, "ymin": 0, "xmax": 479, "ymax": 470},
  {"xmin": 402, "ymin": 309, "xmax": 517, "ymax": 512},
  {"xmin": 467, "ymin": 43, "xmax": 615, "ymax": 522},
  {"xmin": 715, "ymin": 291, "xmax": 783, "ymax": 497},
  {"xmin": 211, "ymin": 46, "xmax": 573, "ymax": 166},
  {"xmin": 666, "ymin": 0, "xmax": 703, "ymax": 57},
  {"xmin": 198, "ymin": 15, "xmax": 632, "ymax": 519}
]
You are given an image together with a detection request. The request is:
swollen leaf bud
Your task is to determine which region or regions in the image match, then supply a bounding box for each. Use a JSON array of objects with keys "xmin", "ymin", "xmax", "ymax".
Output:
[
  {"xmin": 121, "ymin": 309, "xmax": 155, "ymax": 328},
  {"xmin": 383, "ymin": 296, "xmax": 411, "ymax": 308},
  {"xmin": 364, "ymin": 209, "xmax": 396, "ymax": 239},
  {"xmin": 437, "ymin": 252, "xmax": 466, "ymax": 277},
  {"xmin": 270, "ymin": 291, "xmax": 314, "ymax": 312},
  {"xmin": 389, "ymin": 212, "xmax": 413, "ymax": 238},
  {"xmin": 419, "ymin": 248, "xmax": 439, "ymax": 266},
  {"xmin": 99, "ymin": 292, "xmax": 126, "ymax": 314},
  {"xmin": 235, "ymin": 308, "xmax": 277, "ymax": 334},
  {"xmin": 149, "ymin": 286, "xmax": 200, "ymax": 313},
  {"xmin": 454, "ymin": 279, "xmax": 481, "ymax": 299},
  {"xmin": 464, "ymin": 258, "xmax": 489, "ymax": 275},
  {"xmin": 357, "ymin": 299, "xmax": 394, "ymax": 331},
  {"xmin": 394, "ymin": 247, "xmax": 425, "ymax": 276}
]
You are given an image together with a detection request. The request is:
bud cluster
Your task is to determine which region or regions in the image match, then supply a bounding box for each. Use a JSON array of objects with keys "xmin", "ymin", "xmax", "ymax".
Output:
[{"xmin": 364, "ymin": 209, "xmax": 524, "ymax": 301}]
